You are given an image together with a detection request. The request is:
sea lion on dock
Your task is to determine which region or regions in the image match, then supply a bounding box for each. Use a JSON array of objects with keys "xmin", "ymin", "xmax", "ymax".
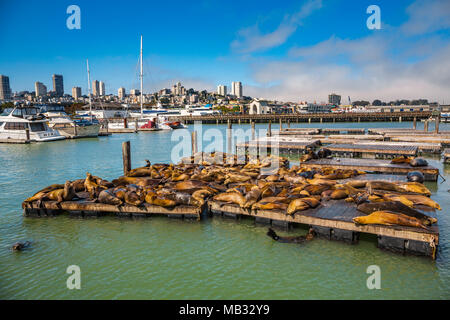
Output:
[
  {"xmin": 317, "ymin": 148, "xmax": 332, "ymax": 159},
  {"xmin": 98, "ymin": 189, "xmax": 123, "ymax": 206},
  {"xmin": 286, "ymin": 199, "xmax": 310, "ymax": 215},
  {"xmin": 191, "ymin": 189, "xmax": 214, "ymax": 207},
  {"xmin": 252, "ymin": 202, "xmax": 288, "ymax": 211},
  {"xmin": 356, "ymin": 201, "xmax": 437, "ymax": 225},
  {"xmin": 213, "ymin": 192, "xmax": 246, "ymax": 207},
  {"xmin": 410, "ymin": 158, "xmax": 428, "ymax": 167},
  {"xmin": 124, "ymin": 189, "xmax": 145, "ymax": 206},
  {"xmin": 46, "ymin": 181, "xmax": 76, "ymax": 203},
  {"xmin": 407, "ymin": 171, "xmax": 424, "ymax": 183},
  {"xmin": 352, "ymin": 211, "xmax": 429, "ymax": 230},
  {"xmin": 145, "ymin": 192, "xmax": 177, "ymax": 207},
  {"xmin": 391, "ymin": 156, "xmax": 413, "ymax": 164},
  {"xmin": 267, "ymin": 228, "xmax": 315, "ymax": 243},
  {"xmin": 243, "ymin": 186, "xmax": 261, "ymax": 208}
]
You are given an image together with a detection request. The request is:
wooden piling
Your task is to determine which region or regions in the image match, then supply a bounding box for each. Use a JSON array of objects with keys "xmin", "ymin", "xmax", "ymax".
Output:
[
  {"xmin": 251, "ymin": 121, "xmax": 255, "ymax": 140},
  {"xmin": 279, "ymin": 118, "xmax": 282, "ymax": 131},
  {"xmin": 122, "ymin": 141, "xmax": 131, "ymax": 175},
  {"xmin": 135, "ymin": 118, "xmax": 139, "ymax": 131},
  {"xmin": 191, "ymin": 131, "xmax": 198, "ymax": 155},
  {"xmin": 25, "ymin": 127, "xmax": 30, "ymax": 142},
  {"xmin": 124, "ymin": 118, "xmax": 128, "ymax": 129},
  {"xmin": 424, "ymin": 120, "xmax": 429, "ymax": 132},
  {"xmin": 287, "ymin": 119, "xmax": 290, "ymax": 128},
  {"xmin": 268, "ymin": 121, "xmax": 272, "ymax": 137},
  {"xmin": 413, "ymin": 117, "xmax": 417, "ymax": 130},
  {"xmin": 435, "ymin": 115, "xmax": 440, "ymax": 134}
]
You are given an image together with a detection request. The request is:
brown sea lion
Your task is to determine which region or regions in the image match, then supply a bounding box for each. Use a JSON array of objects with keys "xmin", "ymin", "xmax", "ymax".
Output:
[
  {"xmin": 252, "ymin": 202, "xmax": 288, "ymax": 211},
  {"xmin": 286, "ymin": 198, "xmax": 310, "ymax": 215},
  {"xmin": 213, "ymin": 192, "xmax": 246, "ymax": 207},
  {"xmin": 391, "ymin": 156, "xmax": 413, "ymax": 164},
  {"xmin": 267, "ymin": 228, "xmax": 315, "ymax": 243},
  {"xmin": 98, "ymin": 189, "xmax": 123, "ymax": 206},
  {"xmin": 353, "ymin": 211, "xmax": 429, "ymax": 229},
  {"xmin": 243, "ymin": 186, "xmax": 261, "ymax": 208},
  {"xmin": 11, "ymin": 241, "xmax": 31, "ymax": 251},
  {"xmin": 356, "ymin": 201, "xmax": 437, "ymax": 225}
]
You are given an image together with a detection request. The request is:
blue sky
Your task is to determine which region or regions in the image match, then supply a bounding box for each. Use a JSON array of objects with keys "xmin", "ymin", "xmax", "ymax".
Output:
[{"xmin": 0, "ymin": 0, "xmax": 449, "ymax": 102}]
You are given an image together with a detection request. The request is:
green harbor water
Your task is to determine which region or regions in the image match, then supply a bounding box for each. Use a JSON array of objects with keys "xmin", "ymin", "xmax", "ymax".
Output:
[{"xmin": 1, "ymin": 121, "xmax": 449, "ymax": 299}]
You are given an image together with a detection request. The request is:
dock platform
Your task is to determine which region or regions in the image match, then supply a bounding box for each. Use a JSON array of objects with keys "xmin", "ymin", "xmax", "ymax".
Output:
[
  {"xmin": 357, "ymin": 141, "xmax": 442, "ymax": 154},
  {"xmin": 444, "ymin": 149, "xmax": 450, "ymax": 164},
  {"xmin": 236, "ymin": 138, "xmax": 319, "ymax": 155},
  {"xmin": 325, "ymin": 143, "xmax": 418, "ymax": 159},
  {"xmin": 208, "ymin": 200, "xmax": 439, "ymax": 258},
  {"xmin": 321, "ymin": 128, "xmax": 365, "ymax": 135},
  {"xmin": 300, "ymin": 158, "xmax": 439, "ymax": 181},
  {"xmin": 23, "ymin": 200, "xmax": 203, "ymax": 220},
  {"xmin": 276, "ymin": 128, "xmax": 321, "ymax": 135}
]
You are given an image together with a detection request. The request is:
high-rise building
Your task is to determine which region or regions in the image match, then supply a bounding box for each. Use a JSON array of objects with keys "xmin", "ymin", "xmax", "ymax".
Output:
[
  {"xmin": 217, "ymin": 85, "xmax": 227, "ymax": 96},
  {"xmin": 0, "ymin": 75, "xmax": 11, "ymax": 100},
  {"xmin": 99, "ymin": 81, "xmax": 105, "ymax": 96},
  {"xmin": 35, "ymin": 82, "xmax": 47, "ymax": 97},
  {"xmin": 92, "ymin": 80, "xmax": 100, "ymax": 96},
  {"xmin": 231, "ymin": 81, "xmax": 242, "ymax": 98},
  {"xmin": 72, "ymin": 87, "xmax": 82, "ymax": 100},
  {"xmin": 52, "ymin": 74, "xmax": 64, "ymax": 96},
  {"xmin": 328, "ymin": 93, "xmax": 341, "ymax": 105},
  {"xmin": 118, "ymin": 87, "xmax": 126, "ymax": 100},
  {"xmin": 130, "ymin": 89, "xmax": 140, "ymax": 96}
]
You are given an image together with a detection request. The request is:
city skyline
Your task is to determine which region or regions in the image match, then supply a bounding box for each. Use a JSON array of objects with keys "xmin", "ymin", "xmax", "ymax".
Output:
[{"xmin": 0, "ymin": 0, "xmax": 449, "ymax": 103}]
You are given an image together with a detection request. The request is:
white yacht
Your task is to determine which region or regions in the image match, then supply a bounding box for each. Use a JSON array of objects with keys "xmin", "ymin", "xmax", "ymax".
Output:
[
  {"xmin": 43, "ymin": 105, "xmax": 100, "ymax": 138},
  {"xmin": 0, "ymin": 106, "xmax": 65, "ymax": 142},
  {"xmin": 180, "ymin": 104, "xmax": 219, "ymax": 116}
]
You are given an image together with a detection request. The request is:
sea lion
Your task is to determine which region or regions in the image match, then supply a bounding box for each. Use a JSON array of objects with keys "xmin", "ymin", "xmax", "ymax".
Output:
[
  {"xmin": 330, "ymin": 189, "xmax": 348, "ymax": 200},
  {"xmin": 191, "ymin": 189, "xmax": 213, "ymax": 207},
  {"xmin": 124, "ymin": 189, "xmax": 145, "ymax": 206},
  {"xmin": 356, "ymin": 201, "xmax": 437, "ymax": 225},
  {"xmin": 407, "ymin": 171, "xmax": 424, "ymax": 183},
  {"xmin": 252, "ymin": 202, "xmax": 288, "ymax": 211},
  {"xmin": 243, "ymin": 186, "xmax": 261, "ymax": 208},
  {"xmin": 353, "ymin": 211, "xmax": 429, "ymax": 230},
  {"xmin": 391, "ymin": 156, "xmax": 413, "ymax": 164},
  {"xmin": 410, "ymin": 158, "xmax": 428, "ymax": 167},
  {"xmin": 399, "ymin": 194, "xmax": 441, "ymax": 210},
  {"xmin": 85, "ymin": 172, "xmax": 107, "ymax": 199},
  {"xmin": 213, "ymin": 192, "xmax": 246, "ymax": 207},
  {"xmin": 266, "ymin": 228, "xmax": 315, "ymax": 243},
  {"xmin": 145, "ymin": 193, "xmax": 177, "ymax": 207},
  {"xmin": 382, "ymin": 194, "xmax": 414, "ymax": 207},
  {"xmin": 304, "ymin": 184, "xmax": 331, "ymax": 195},
  {"xmin": 286, "ymin": 198, "xmax": 310, "ymax": 215},
  {"xmin": 398, "ymin": 182, "xmax": 431, "ymax": 196},
  {"xmin": 317, "ymin": 148, "xmax": 332, "ymax": 159},
  {"xmin": 173, "ymin": 180, "xmax": 208, "ymax": 192},
  {"xmin": 98, "ymin": 189, "xmax": 123, "ymax": 206},
  {"xmin": 11, "ymin": 241, "xmax": 31, "ymax": 251}
]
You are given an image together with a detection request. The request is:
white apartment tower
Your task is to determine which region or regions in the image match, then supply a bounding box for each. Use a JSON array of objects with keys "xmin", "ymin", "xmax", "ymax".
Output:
[
  {"xmin": 72, "ymin": 87, "xmax": 82, "ymax": 100},
  {"xmin": 217, "ymin": 85, "xmax": 227, "ymax": 96},
  {"xmin": 99, "ymin": 81, "xmax": 105, "ymax": 96},
  {"xmin": 35, "ymin": 81, "xmax": 47, "ymax": 97},
  {"xmin": 231, "ymin": 81, "xmax": 242, "ymax": 98},
  {"xmin": 118, "ymin": 87, "xmax": 126, "ymax": 100}
]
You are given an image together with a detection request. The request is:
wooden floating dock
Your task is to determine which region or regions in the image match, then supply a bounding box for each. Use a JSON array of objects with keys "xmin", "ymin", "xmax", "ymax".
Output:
[
  {"xmin": 106, "ymin": 128, "xmax": 137, "ymax": 133},
  {"xmin": 321, "ymin": 128, "xmax": 365, "ymax": 135},
  {"xmin": 389, "ymin": 136, "xmax": 450, "ymax": 146},
  {"xmin": 236, "ymin": 138, "xmax": 319, "ymax": 154},
  {"xmin": 357, "ymin": 141, "xmax": 442, "ymax": 154},
  {"xmin": 23, "ymin": 200, "xmax": 203, "ymax": 219},
  {"xmin": 325, "ymin": 143, "xmax": 418, "ymax": 158},
  {"xmin": 0, "ymin": 138, "xmax": 31, "ymax": 144},
  {"xmin": 300, "ymin": 158, "xmax": 439, "ymax": 181},
  {"xmin": 444, "ymin": 148, "xmax": 450, "ymax": 164},
  {"xmin": 278, "ymin": 128, "xmax": 321, "ymax": 135},
  {"xmin": 208, "ymin": 200, "xmax": 439, "ymax": 258}
]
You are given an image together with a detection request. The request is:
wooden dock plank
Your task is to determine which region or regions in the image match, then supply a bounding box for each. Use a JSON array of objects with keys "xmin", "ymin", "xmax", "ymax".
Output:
[{"xmin": 326, "ymin": 143, "xmax": 418, "ymax": 156}]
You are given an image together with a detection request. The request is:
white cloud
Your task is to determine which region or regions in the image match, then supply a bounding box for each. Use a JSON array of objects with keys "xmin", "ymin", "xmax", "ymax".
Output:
[
  {"xmin": 401, "ymin": 0, "xmax": 450, "ymax": 35},
  {"xmin": 231, "ymin": 0, "xmax": 322, "ymax": 53}
]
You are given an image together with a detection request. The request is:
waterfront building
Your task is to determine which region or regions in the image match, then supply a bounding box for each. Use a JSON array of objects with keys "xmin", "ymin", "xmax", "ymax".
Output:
[
  {"xmin": 99, "ymin": 81, "xmax": 105, "ymax": 96},
  {"xmin": 231, "ymin": 81, "xmax": 242, "ymax": 98},
  {"xmin": 217, "ymin": 85, "xmax": 227, "ymax": 96},
  {"xmin": 52, "ymin": 74, "xmax": 64, "ymax": 96},
  {"xmin": 35, "ymin": 82, "xmax": 47, "ymax": 97},
  {"xmin": 328, "ymin": 93, "xmax": 341, "ymax": 105},
  {"xmin": 248, "ymin": 99, "xmax": 269, "ymax": 114},
  {"xmin": 92, "ymin": 80, "xmax": 100, "ymax": 96},
  {"xmin": 72, "ymin": 87, "xmax": 82, "ymax": 100},
  {"xmin": 0, "ymin": 75, "xmax": 12, "ymax": 100},
  {"xmin": 190, "ymin": 94, "xmax": 199, "ymax": 104},
  {"xmin": 118, "ymin": 87, "xmax": 126, "ymax": 100}
]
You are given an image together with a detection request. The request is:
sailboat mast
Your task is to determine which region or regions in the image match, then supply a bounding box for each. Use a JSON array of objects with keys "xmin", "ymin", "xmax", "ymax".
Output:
[
  {"xmin": 87, "ymin": 58, "xmax": 93, "ymax": 121},
  {"xmin": 140, "ymin": 35, "xmax": 143, "ymax": 116}
]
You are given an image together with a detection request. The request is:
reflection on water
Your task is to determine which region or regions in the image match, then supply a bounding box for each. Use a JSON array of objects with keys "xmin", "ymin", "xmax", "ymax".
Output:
[{"xmin": 0, "ymin": 121, "xmax": 449, "ymax": 299}]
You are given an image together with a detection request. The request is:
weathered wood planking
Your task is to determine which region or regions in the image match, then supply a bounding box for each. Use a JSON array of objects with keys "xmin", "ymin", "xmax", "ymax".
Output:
[
  {"xmin": 321, "ymin": 128, "xmax": 365, "ymax": 134},
  {"xmin": 279, "ymin": 128, "xmax": 321, "ymax": 135},
  {"xmin": 208, "ymin": 200, "xmax": 439, "ymax": 258},
  {"xmin": 23, "ymin": 200, "xmax": 203, "ymax": 219},
  {"xmin": 300, "ymin": 158, "xmax": 439, "ymax": 181},
  {"xmin": 389, "ymin": 136, "xmax": 450, "ymax": 145},
  {"xmin": 326, "ymin": 143, "xmax": 418, "ymax": 157},
  {"xmin": 236, "ymin": 139, "xmax": 318, "ymax": 152},
  {"xmin": 357, "ymin": 141, "xmax": 442, "ymax": 153}
]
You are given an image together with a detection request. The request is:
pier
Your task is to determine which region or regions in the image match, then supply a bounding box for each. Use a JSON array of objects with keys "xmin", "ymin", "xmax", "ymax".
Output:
[
  {"xmin": 174, "ymin": 111, "xmax": 432, "ymax": 124},
  {"xmin": 325, "ymin": 143, "xmax": 418, "ymax": 159}
]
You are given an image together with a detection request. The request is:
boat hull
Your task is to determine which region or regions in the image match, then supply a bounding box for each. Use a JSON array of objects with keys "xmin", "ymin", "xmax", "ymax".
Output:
[{"xmin": 52, "ymin": 124, "xmax": 101, "ymax": 138}]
